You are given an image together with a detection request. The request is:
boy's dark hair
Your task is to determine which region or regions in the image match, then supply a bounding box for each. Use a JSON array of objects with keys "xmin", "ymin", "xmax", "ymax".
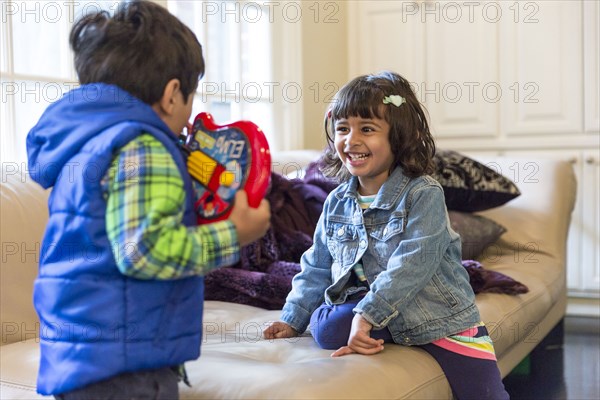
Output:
[
  {"xmin": 322, "ymin": 71, "xmax": 435, "ymax": 181},
  {"xmin": 70, "ymin": 0, "xmax": 204, "ymax": 104}
]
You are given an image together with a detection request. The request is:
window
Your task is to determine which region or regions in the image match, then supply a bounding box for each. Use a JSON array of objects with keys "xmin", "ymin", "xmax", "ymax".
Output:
[
  {"xmin": 1, "ymin": 0, "xmax": 302, "ymax": 165},
  {"xmin": 2, "ymin": 1, "xmax": 84, "ymax": 163}
]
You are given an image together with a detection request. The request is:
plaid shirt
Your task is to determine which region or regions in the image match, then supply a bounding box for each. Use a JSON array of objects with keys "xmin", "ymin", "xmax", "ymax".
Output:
[{"xmin": 103, "ymin": 134, "xmax": 240, "ymax": 279}]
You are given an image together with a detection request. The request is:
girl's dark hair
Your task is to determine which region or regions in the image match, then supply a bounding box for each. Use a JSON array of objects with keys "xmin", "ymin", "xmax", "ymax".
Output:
[
  {"xmin": 322, "ymin": 71, "xmax": 435, "ymax": 181},
  {"xmin": 69, "ymin": 0, "xmax": 204, "ymax": 104}
]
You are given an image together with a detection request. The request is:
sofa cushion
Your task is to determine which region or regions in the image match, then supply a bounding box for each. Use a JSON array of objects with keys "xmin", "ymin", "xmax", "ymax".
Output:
[
  {"xmin": 185, "ymin": 301, "xmax": 455, "ymax": 399},
  {"xmin": 476, "ymin": 254, "xmax": 564, "ymax": 364},
  {"xmin": 432, "ymin": 150, "xmax": 521, "ymax": 212},
  {"xmin": 448, "ymin": 211, "xmax": 507, "ymax": 260}
]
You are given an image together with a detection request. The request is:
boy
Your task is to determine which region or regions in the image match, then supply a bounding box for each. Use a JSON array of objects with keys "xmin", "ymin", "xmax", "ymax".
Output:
[{"xmin": 26, "ymin": 1, "xmax": 270, "ymax": 398}]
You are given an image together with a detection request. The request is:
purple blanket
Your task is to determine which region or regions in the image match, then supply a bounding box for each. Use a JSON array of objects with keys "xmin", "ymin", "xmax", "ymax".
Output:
[{"xmin": 204, "ymin": 163, "xmax": 528, "ymax": 310}]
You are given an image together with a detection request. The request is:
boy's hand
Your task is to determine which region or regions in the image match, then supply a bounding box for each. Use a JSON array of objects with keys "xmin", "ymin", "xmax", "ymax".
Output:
[
  {"xmin": 331, "ymin": 314, "xmax": 384, "ymax": 357},
  {"xmin": 229, "ymin": 190, "xmax": 270, "ymax": 247},
  {"xmin": 263, "ymin": 321, "xmax": 298, "ymax": 339}
]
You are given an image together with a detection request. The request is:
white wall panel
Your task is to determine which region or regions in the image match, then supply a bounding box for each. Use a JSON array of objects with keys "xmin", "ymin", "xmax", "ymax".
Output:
[
  {"xmin": 500, "ymin": 2, "xmax": 583, "ymax": 135},
  {"xmin": 349, "ymin": 1, "xmax": 425, "ymax": 82},
  {"xmin": 425, "ymin": 17, "xmax": 498, "ymax": 137}
]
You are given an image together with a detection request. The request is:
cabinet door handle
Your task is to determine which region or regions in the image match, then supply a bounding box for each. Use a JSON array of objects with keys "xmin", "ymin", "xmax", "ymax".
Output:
[
  {"xmin": 569, "ymin": 158, "xmax": 577, "ymax": 164},
  {"xmin": 585, "ymin": 157, "xmax": 597, "ymax": 165}
]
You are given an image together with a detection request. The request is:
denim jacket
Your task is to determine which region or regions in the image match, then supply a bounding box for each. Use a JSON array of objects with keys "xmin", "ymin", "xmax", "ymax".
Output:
[{"xmin": 281, "ymin": 167, "xmax": 481, "ymax": 345}]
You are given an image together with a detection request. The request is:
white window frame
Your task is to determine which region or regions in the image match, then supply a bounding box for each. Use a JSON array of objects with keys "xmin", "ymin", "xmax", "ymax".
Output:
[
  {"xmin": 1, "ymin": 0, "xmax": 80, "ymax": 163},
  {"xmin": 1, "ymin": 0, "xmax": 302, "ymax": 166},
  {"xmin": 167, "ymin": 0, "xmax": 303, "ymax": 151}
]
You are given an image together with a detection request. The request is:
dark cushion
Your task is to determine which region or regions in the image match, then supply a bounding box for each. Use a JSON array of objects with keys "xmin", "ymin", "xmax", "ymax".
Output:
[
  {"xmin": 433, "ymin": 150, "xmax": 521, "ymax": 212},
  {"xmin": 449, "ymin": 211, "xmax": 507, "ymax": 260}
]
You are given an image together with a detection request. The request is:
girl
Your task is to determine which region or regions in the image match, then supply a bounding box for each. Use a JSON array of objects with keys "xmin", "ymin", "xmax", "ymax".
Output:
[{"xmin": 264, "ymin": 71, "xmax": 509, "ymax": 399}]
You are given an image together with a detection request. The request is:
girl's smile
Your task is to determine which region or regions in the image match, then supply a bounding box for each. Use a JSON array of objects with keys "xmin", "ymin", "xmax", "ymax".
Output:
[
  {"xmin": 346, "ymin": 152, "xmax": 371, "ymax": 163},
  {"xmin": 334, "ymin": 114, "xmax": 394, "ymax": 195}
]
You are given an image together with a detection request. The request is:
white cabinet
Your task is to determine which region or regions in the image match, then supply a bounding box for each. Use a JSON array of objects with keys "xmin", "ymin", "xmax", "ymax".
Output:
[
  {"xmin": 499, "ymin": 2, "xmax": 582, "ymax": 137},
  {"xmin": 584, "ymin": 1, "xmax": 600, "ymax": 134},
  {"xmin": 578, "ymin": 151, "xmax": 600, "ymax": 294},
  {"xmin": 348, "ymin": 1, "xmax": 499, "ymax": 138},
  {"xmin": 347, "ymin": 0, "xmax": 600, "ymax": 301}
]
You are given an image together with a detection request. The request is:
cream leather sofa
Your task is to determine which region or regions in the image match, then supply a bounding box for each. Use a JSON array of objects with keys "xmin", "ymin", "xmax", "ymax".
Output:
[{"xmin": 1, "ymin": 151, "xmax": 576, "ymax": 399}]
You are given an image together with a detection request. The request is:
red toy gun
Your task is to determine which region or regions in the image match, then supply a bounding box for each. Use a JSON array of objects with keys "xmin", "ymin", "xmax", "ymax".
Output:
[{"xmin": 179, "ymin": 112, "xmax": 271, "ymax": 224}]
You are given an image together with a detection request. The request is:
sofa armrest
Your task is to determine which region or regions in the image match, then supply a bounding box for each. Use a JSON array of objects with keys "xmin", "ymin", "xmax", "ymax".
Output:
[
  {"xmin": 477, "ymin": 157, "xmax": 577, "ymax": 265},
  {"xmin": 1, "ymin": 166, "xmax": 49, "ymax": 346}
]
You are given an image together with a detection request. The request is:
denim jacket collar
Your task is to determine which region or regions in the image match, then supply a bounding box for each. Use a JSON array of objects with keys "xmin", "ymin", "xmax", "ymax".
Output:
[{"xmin": 335, "ymin": 167, "xmax": 411, "ymax": 210}]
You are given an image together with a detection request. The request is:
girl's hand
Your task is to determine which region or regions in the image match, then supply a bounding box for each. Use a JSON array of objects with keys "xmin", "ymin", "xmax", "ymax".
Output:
[
  {"xmin": 263, "ymin": 321, "xmax": 298, "ymax": 339},
  {"xmin": 331, "ymin": 313, "xmax": 384, "ymax": 357}
]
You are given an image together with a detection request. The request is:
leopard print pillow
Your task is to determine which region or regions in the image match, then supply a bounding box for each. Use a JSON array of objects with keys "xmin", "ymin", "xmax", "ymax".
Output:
[{"xmin": 432, "ymin": 150, "xmax": 521, "ymax": 212}]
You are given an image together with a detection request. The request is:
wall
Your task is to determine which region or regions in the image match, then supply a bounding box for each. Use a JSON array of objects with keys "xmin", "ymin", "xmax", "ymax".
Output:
[{"xmin": 299, "ymin": 1, "xmax": 348, "ymax": 150}]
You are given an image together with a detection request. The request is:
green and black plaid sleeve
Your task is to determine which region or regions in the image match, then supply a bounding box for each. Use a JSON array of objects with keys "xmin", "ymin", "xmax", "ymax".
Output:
[{"xmin": 103, "ymin": 134, "xmax": 240, "ymax": 279}]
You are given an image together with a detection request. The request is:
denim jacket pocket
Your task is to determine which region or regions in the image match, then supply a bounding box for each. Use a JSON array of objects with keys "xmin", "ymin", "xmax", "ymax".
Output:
[
  {"xmin": 369, "ymin": 217, "xmax": 405, "ymax": 264},
  {"xmin": 429, "ymin": 272, "xmax": 460, "ymax": 309},
  {"xmin": 326, "ymin": 222, "xmax": 357, "ymax": 267}
]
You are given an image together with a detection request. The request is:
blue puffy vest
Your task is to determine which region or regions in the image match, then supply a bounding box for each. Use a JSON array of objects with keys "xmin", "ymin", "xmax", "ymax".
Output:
[{"xmin": 26, "ymin": 84, "xmax": 204, "ymax": 395}]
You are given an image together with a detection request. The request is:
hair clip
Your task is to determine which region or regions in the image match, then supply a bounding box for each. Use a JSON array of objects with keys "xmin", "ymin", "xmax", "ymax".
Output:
[{"xmin": 382, "ymin": 95, "xmax": 406, "ymax": 107}]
